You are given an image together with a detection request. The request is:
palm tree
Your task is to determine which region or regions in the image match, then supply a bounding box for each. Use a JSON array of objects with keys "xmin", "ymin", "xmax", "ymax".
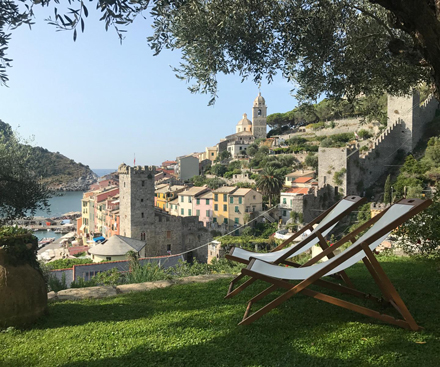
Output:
[{"xmin": 256, "ymin": 167, "xmax": 284, "ymax": 207}]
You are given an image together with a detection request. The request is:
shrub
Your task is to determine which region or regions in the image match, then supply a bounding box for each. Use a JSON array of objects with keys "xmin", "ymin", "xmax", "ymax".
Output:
[{"xmin": 357, "ymin": 129, "xmax": 372, "ymax": 139}]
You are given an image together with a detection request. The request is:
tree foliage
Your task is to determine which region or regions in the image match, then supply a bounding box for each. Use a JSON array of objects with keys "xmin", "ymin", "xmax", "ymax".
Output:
[
  {"xmin": 384, "ymin": 174, "xmax": 391, "ymax": 204},
  {"xmin": 0, "ymin": 128, "xmax": 52, "ymax": 223},
  {"xmin": 256, "ymin": 167, "xmax": 284, "ymax": 207},
  {"xmin": 396, "ymin": 188, "xmax": 440, "ymax": 257},
  {"xmin": 2, "ymin": 1, "xmax": 440, "ymax": 103}
]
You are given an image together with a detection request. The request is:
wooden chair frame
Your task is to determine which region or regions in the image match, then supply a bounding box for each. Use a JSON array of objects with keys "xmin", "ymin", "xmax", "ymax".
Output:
[
  {"xmin": 225, "ymin": 196, "xmax": 366, "ymax": 299},
  {"xmin": 237, "ymin": 198, "xmax": 431, "ymax": 331}
]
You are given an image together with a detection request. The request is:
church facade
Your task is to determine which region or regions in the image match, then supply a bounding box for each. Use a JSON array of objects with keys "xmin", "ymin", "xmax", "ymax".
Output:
[{"xmin": 222, "ymin": 92, "xmax": 268, "ymax": 157}]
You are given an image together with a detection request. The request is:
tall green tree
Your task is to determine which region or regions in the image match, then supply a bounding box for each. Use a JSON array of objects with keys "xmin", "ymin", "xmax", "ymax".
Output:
[
  {"xmin": 256, "ymin": 167, "xmax": 284, "ymax": 207},
  {"xmin": 384, "ymin": 174, "xmax": 392, "ymax": 204},
  {"xmin": 2, "ymin": 1, "xmax": 440, "ymax": 103},
  {"xmin": 0, "ymin": 129, "xmax": 52, "ymax": 223}
]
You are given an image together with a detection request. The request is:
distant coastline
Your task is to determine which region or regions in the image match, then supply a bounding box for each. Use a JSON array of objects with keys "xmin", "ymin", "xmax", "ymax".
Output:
[{"xmin": 92, "ymin": 168, "xmax": 117, "ymax": 177}]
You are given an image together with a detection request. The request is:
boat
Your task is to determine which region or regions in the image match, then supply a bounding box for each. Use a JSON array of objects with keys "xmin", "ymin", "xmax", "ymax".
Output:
[
  {"xmin": 47, "ymin": 228, "xmax": 52, "ymax": 231},
  {"xmin": 54, "ymin": 229, "xmax": 62, "ymax": 234}
]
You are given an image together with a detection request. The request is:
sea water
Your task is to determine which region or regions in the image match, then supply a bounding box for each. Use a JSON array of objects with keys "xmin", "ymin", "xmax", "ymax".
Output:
[{"xmin": 31, "ymin": 191, "xmax": 85, "ymax": 218}]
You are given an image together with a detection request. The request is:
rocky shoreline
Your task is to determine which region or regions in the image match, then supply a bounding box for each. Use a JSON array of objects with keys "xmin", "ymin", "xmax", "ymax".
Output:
[{"xmin": 49, "ymin": 172, "xmax": 98, "ymax": 191}]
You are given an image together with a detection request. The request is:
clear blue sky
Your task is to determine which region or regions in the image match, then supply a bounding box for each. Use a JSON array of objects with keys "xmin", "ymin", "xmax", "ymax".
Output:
[{"xmin": 0, "ymin": 5, "xmax": 299, "ymax": 169}]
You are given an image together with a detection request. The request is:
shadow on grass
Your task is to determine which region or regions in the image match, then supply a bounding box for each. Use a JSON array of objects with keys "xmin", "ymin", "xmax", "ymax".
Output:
[
  {"xmin": 33, "ymin": 257, "xmax": 440, "ymax": 332},
  {"xmin": 2, "ymin": 258, "xmax": 440, "ymax": 366}
]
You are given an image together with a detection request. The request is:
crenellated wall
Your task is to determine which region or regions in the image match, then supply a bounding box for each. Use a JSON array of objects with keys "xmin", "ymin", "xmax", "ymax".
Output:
[{"xmin": 316, "ymin": 92, "xmax": 439, "ymax": 196}]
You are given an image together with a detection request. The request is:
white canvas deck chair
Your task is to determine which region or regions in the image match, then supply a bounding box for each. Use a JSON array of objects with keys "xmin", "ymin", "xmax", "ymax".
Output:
[
  {"xmin": 225, "ymin": 196, "xmax": 366, "ymax": 298},
  {"xmin": 237, "ymin": 198, "xmax": 431, "ymax": 331}
]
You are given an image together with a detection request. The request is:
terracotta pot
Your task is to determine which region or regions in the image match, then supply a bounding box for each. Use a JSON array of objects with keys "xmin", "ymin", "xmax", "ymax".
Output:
[{"xmin": 0, "ymin": 248, "xmax": 47, "ymax": 328}]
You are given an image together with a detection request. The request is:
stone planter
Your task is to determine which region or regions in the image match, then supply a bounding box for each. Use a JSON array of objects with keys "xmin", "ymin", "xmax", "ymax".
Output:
[{"xmin": 0, "ymin": 239, "xmax": 47, "ymax": 328}]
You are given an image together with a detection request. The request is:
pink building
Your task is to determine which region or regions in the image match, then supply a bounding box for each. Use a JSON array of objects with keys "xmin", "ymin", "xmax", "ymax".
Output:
[{"xmin": 194, "ymin": 191, "xmax": 213, "ymax": 226}]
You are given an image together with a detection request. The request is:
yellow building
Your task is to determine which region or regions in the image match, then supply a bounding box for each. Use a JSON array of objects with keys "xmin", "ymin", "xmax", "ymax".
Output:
[
  {"xmin": 212, "ymin": 186, "xmax": 237, "ymax": 225},
  {"xmin": 80, "ymin": 191, "xmax": 95, "ymax": 236},
  {"xmin": 155, "ymin": 184, "xmax": 185, "ymax": 211},
  {"xmin": 228, "ymin": 188, "xmax": 263, "ymax": 228}
]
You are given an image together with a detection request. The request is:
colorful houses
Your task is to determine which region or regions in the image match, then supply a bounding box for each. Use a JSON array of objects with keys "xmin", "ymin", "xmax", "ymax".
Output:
[
  {"xmin": 155, "ymin": 184, "xmax": 185, "ymax": 211},
  {"xmin": 212, "ymin": 186, "xmax": 238, "ymax": 225},
  {"xmin": 228, "ymin": 188, "xmax": 263, "ymax": 227},
  {"xmin": 80, "ymin": 186, "xmax": 119, "ymax": 239}
]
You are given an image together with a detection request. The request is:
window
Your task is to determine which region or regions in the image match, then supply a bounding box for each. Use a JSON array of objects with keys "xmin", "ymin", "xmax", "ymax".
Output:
[
  {"xmin": 142, "ymin": 180, "xmax": 145, "ymax": 186},
  {"xmin": 141, "ymin": 198, "xmax": 143, "ymax": 202},
  {"xmin": 214, "ymin": 204, "xmax": 218, "ymax": 211},
  {"xmin": 167, "ymin": 231, "xmax": 171, "ymax": 239},
  {"xmin": 211, "ymin": 152, "xmax": 214, "ymax": 156},
  {"xmin": 213, "ymin": 217, "xmax": 217, "ymax": 223},
  {"xmin": 106, "ymin": 257, "xmax": 111, "ymax": 261},
  {"xmin": 224, "ymin": 218, "xmax": 228, "ymax": 224},
  {"xmin": 214, "ymin": 194, "xmax": 218, "ymax": 201},
  {"xmin": 283, "ymin": 210, "xmax": 287, "ymax": 217},
  {"xmin": 206, "ymin": 199, "xmax": 210, "ymax": 205},
  {"xmin": 230, "ymin": 197, "xmax": 233, "ymax": 204},
  {"xmin": 253, "ymin": 195, "xmax": 256, "ymax": 199},
  {"xmin": 181, "ymin": 196, "xmax": 184, "ymax": 202},
  {"xmin": 223, "ymin": 194, "xmax": 227, "ymax": 201},
  {"xmin": 189, "ymin": 197, "xmax": 192, "ymax": 203},
  {"xmin": 141, "ymin": 232, "xmax": 146, "ymax": 241},
  {"xmin": 188, "ymin": 209, "xmax": 192, "ymax": 216},
  {"xmin": 258, "ymin": 109, "xmax": 262, "ymax": 116},
  {"xmin": 239, "ymin": 197, "xmax": 242, "ymax": 204},
  {"xmin": 196, "ymin": 198, "xmax": 200, "ymax": 205},
  {"xmin": 235, "ymin": 206, "xmax": 239, "ymax": 213},
  {"xmin": 141, "ymin": 212, "xmax": 144, "ymax": 218},
  {"xmin": 235, "ymin": 218, "xmax": 239, "ymax": 224},
  {"xmin": 223, "ymin": 204, "xmax": 227, "ymax": 211},
  {"xmin": 181, "ymin": 208, "xmax": 184, "ymax": 215},
  {"xmin": 206, "ymin": 210, "xmax": 210, "ymax": 217},
  {"xmin": 196, "ymin": 210, "xmax": 200, "ymax": 216},
  {"xmin": 283, "ymin": 198, "xmax": 287, "ymax": 204}
]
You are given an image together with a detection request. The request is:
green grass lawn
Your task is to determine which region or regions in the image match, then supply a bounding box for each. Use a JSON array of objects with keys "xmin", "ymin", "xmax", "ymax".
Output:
[{"xmin": 1, "ymin": 256, "xmax": 440, "ymax": 367}]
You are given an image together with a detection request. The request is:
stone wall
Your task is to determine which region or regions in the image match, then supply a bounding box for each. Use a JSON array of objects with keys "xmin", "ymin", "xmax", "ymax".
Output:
[{"xmin": 50, "ymin": 254, "xmax": 184, "ymax": 288}]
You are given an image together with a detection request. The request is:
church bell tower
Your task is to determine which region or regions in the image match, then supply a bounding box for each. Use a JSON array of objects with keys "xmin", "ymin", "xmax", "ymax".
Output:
[{"xmin": 252, "ymin": 92, "xmax": 267, "ymax": 139}]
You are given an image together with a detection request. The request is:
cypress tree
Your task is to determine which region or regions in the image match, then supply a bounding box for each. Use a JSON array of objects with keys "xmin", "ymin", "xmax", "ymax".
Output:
[{"xmin": 384, "ymin": 175, "xmax": 391, "ymax": 204}]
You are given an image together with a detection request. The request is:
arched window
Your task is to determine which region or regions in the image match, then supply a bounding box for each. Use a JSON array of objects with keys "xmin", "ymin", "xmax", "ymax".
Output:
[
  {"xmin": 141, "ymin": 232, "xmax": 146, "ymax": 241},
  {"xmin": 258, "ymin": 109, "xmax": 262, "ymax": 116}
]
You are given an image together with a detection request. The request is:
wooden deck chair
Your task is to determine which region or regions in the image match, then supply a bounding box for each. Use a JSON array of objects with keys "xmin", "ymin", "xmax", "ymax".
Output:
[
  {"xmin": 224, "ymin": 195, "xmax": 366, "ymax": 298},
  {"xmin": 237, "ymin": 198, "xmax": 431, "ymax": 331}
]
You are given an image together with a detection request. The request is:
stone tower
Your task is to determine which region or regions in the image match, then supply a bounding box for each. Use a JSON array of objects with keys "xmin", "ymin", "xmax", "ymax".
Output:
[
  {"xmin": 118, "ymin": 164, "xmax": 156, "ymax": 241},
  {"xmin": 387, "ymin": 91, "xmax": 420, "ymax": 153},
  {"xmin": 252, "ymin": 92, "xmax": 267, "ymax": 139}
]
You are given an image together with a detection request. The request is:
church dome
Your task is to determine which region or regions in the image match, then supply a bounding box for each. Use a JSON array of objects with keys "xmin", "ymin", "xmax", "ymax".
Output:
[
  {"xmin": 253, "ymin": 92, "xmax": 265, "ymax": 106},
  {"xmin": 237, "ymin": 113, "xmax": 252, "ymax": 127}
]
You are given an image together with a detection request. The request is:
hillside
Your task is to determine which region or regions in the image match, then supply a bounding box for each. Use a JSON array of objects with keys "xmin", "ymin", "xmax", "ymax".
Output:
[{"xmin": 0, "ymin": 120, "xmax": 97, "ymax": 191}]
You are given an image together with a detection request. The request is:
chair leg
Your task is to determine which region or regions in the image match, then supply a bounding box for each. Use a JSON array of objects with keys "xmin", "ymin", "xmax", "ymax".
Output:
[
  {"xmin": 243, "ymin": 284, "xmax": 279, "ymax": 320},
  {"xmin": 225, "ymin": 273, "xmax": 245, "ymax": 298},
  {"xmin": 225, "ymin": 277, "xmax": 257, "ymax": 299}
]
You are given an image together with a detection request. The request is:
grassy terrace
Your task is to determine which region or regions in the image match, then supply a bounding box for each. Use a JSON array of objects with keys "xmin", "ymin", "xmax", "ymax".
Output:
[{"xmin": 1, "ymin": 256, "xmax": 440, "ymax": 367}]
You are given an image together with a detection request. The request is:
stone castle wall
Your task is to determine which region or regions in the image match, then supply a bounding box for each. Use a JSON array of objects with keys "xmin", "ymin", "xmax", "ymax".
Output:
[{"xmin": 358, "ymin": 120, "xmax": 404, "ymax": 191}]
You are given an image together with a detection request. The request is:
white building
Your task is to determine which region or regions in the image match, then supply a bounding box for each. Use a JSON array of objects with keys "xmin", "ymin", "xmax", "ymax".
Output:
[{"xmin": 175, "ymin": 154, "xmax": 199, "ymax": 181}]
